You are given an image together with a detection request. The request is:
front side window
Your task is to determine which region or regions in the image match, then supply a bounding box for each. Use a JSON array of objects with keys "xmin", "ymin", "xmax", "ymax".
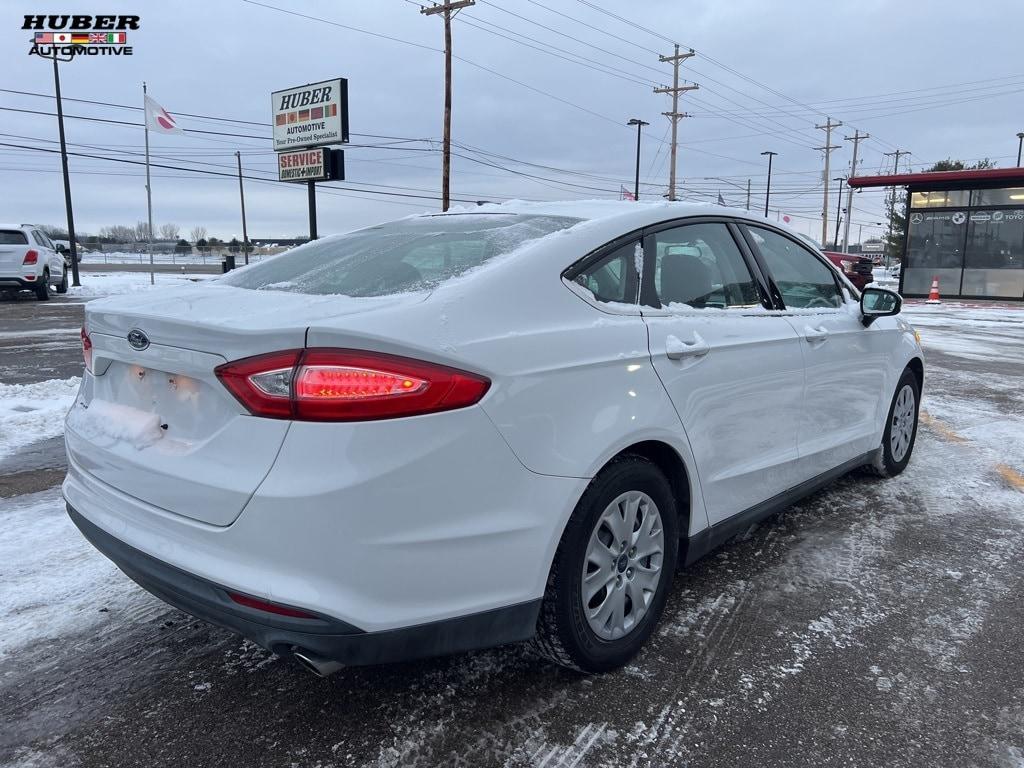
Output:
[
  {"xmin": 221, "ymin": 214, "xmax": 581, "ymax": 297},
  {"xmin": 648, "ymin": 222, "xmax": 760, "ymax": 309},
  {"xmin": 746, "ymin": 226, "xmax": 842, "ymax": 309},
  {"xmin": 572, "ymin": 240, "xmax": 639, "ymax": 305}
]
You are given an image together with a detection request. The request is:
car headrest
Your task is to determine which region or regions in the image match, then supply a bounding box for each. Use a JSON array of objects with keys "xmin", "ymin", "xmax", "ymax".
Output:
[{"xmin": 660, "ymin": 253, "xmax": 713, "ymax": 307}]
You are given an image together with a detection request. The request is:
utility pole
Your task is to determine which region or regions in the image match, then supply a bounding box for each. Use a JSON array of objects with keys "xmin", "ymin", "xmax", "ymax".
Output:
[
  {"xmin": 420, "ymin": 0, "xmax": 475, "ymax": 212},
  {"xmin": 143, "ymin": 81, "xmax": 155, "ymax": 285},
  {"xmin": 883, "ymin": 148, "xmax": 909, "ymax": 269},
  {"xmin": 654, "ymin": 45, "xmax": 697, "ymax": 201},
  {"xmin": 761, "ymin": 150, "xmax": 777, "ymax": 217},
  {"xmin": 833, "ymin": 176, "xmax": 845, "ymax": 250},
  {"xmin": 236, "ymin": 151, "xmax": 250, "ymax": 265},
  {"xmin": 745, "ymin": 179, "xmax": 751, "ymax": 211},
  {"xmin": 842, "ymin": 130, "xmax": 868, "ymax": 253},
  {"xmin": 815, "ymin": 117, "xmax": 842, "ymax": 248},
  {"xmin": 51, "ymin": 53, "xmax": 80, "ymax": 287}
]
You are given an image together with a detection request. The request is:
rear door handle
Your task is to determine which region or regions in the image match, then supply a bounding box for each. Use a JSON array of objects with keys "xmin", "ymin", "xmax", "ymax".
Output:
[
  {"xmin": 666, "ymin": 333, "xmax": 710, "ymax": 360},
  {"xmin": 803, "ymin": 325, "xmax": 829, "ymax": 343}
]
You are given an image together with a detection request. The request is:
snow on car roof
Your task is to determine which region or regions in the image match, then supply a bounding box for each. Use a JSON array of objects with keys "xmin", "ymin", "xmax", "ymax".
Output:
[{"xmin": 431, "ymin": 199, "xmax": 777, "ymax": 229}]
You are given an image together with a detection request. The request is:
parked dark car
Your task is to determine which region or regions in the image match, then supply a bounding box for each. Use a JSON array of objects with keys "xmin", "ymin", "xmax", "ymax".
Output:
[{"xmin": 823, "ymin": 251, "xmax": 874, "ymax": 291}]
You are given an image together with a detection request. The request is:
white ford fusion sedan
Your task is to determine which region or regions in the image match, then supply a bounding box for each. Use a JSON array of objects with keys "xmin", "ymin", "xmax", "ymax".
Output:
[{"xmin": 64, "ymin": 201, "xmax": 923, "ymax": 676}]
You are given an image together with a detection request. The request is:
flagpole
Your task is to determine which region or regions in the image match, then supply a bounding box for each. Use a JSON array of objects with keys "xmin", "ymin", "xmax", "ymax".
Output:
[{"xmin": 143, "ymin": 81, "xmax": 154, "ymax": 285}]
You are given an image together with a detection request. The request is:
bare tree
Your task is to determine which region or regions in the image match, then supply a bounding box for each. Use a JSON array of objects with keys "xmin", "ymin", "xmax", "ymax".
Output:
[
  {"xmin": 159, "ymin": 223, "xmax": 180, "ymax": 240},
  {"xmin": 39, "ymin": 224, "xmax": 69, "ymax": 240},
  {"xmin": 134, "ymin": 220, "xmax": 151, "ymax": 241},
  {"xmin": 101, "ymin": 224, "xmax": 136, "ymax": 243},
  {"xmin": 189, "ymin": 226, "xmax": 207, "ymax": 243}
]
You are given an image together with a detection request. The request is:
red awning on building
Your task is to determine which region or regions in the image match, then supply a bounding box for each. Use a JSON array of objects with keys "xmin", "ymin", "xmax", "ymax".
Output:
[{"xmin": 849, "ymin": 167, "xmax": 1024, "ymax": 189}]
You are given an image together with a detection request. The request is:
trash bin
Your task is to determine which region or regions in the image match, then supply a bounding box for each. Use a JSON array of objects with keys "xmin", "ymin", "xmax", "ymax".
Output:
[{"xmin": 222, "ymin": 254, "xmax": 236, "ymax": 272}]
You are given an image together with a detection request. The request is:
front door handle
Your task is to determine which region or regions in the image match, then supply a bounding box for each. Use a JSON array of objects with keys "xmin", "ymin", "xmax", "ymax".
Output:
[
  {"xmin": 666, "ymin": 333, "xmax": 710, "ymax": 360},
  {"xmin": 803, "ymin": 325, "xmax": 830, "ymax": 343}
]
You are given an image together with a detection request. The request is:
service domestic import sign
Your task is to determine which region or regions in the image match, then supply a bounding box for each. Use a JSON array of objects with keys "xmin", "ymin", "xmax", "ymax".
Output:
[
  {"xmin": 278, "ymin": 148, "xmax": 329, "ymax": 182},
  {"xmin": 271, "ymin": 78, "xmax": 349, "ymax": 151}
]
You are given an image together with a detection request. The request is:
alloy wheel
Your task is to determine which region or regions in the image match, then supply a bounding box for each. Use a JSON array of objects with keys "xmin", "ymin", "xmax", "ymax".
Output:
[
  {"xmin": 890, "ymin": 384, "xmax": 916, "ymax": 463},
  {"xmin": 581, "ymin": 490, "xmax": 664, "ymax": 641}
]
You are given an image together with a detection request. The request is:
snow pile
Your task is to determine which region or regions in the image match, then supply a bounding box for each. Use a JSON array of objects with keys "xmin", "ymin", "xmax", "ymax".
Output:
[
  {"xmin": 0, "ymin": 377, "xmax": 81, "ymax": 461},
  {"xmin": 66, "ymin": 399, "xmax": 164, "ymax": 451},
  {"xmin": 0, "ymin": 488, "xmax": 152, "ymax": 660},
  {"xmin": 69, "ymin": 272, "xmax": 213, "ymax": 298}
]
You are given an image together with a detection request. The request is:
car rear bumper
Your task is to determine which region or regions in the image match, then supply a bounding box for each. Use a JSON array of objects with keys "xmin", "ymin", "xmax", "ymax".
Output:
[
  {"xmin": 63, "ymin": 404, "xmax": 587, "ymax": 647},
  {"xmin": 67, "ymin": 503, "xmax": 540, "ymax": 665},
  {"xmin": 0, "ymin": 276, "xmax": 38, "ymax": 289}
]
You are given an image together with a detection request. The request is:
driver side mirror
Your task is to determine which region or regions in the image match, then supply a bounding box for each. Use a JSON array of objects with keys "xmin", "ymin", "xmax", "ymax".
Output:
[
  {"xmin": 860, "ymin": 286, "xmax": 901, "ymax": 326},
  {"xmin": 55, "ymin": 243, "xmax": 66, "ymax": 253}
]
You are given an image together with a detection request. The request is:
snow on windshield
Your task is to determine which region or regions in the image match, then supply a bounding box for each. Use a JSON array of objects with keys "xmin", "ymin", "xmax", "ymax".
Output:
[{"xmin": 220, "ymin": 214, "xmax": 581, "ymax": 297}]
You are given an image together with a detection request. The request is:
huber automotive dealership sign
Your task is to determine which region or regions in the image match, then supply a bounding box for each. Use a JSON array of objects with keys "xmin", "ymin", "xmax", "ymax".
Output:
[{"xmin": 271, "ymin": 78, "xmax": 349, "ymax": 151}]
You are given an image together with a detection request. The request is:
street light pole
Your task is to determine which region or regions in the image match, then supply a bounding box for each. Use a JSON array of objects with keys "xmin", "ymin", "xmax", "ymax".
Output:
[
  {"xmin": 1017, "ymin": 132, "xmax": 1024, "ymax": 166},
  {"xmin": 627, "ymin": 118, "xmax": 649, "ymax": 200},
  {"xmin": 760, "ymin": 151, "xmax": 777, "ymax": 217}
]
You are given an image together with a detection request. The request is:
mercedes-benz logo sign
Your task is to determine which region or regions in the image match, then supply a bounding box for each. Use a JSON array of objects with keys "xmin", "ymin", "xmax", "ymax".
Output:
[{"xmin": 127, "ymin": 329, "xmax": 150, "ymax": 351}]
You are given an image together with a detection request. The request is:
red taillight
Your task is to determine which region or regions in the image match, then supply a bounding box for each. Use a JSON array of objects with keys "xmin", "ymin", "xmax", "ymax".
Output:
[
  {"xmin": 214, "ymin": 349, "xmax": 490, "ymax": 422},
  {"xmin": 226, "ymin": 591, "xmax": 318, "ymax": 619},
  {"xmin": 81, "ymin": 327, "xmax": 93, "ymax": 372},
  {"xmin": 23, "ymin": 249, "xmax": 38, "ymax": 265}
]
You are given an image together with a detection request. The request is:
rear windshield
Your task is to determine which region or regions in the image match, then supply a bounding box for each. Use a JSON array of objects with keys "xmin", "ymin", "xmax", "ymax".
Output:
[
  {"xmin": 220, "ymin": 214, "xmax": 581, "ymax": 297},
  {"xmin": 0, "ymin": 230, "xmax": 28, "ymax": 245}
]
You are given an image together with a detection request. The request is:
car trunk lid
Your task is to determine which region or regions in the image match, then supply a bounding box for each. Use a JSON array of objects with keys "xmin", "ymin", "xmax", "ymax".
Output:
[{"xmin": 68, "ymin": 283, "xmax": 424, "ymax": 526}]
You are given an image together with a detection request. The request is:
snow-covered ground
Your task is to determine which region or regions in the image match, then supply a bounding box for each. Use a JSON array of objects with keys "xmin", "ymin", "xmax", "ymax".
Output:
[
  {"xmin": 0, "ymin": 488, "xmax": 151, "ymax": 662},
  {"xmin": 905, "ymin": 304, "xmax": 1024, "ymax": 365},
  {"xmin": 0, "ymin": 377, "xmax": 80, "ymax": 461},
  {"xmin": 84, "ymin": 251, "xmax": 276, "ymax": 266},
  {"xmin": 67, "ymin": 271, "xmax": 214, "ymax": 298}
]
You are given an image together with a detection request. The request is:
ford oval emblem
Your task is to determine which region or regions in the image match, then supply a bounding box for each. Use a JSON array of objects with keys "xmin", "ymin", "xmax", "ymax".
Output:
[{"xmin": 127, "ymin": 329, "xmax": 150, "ymax": 351}]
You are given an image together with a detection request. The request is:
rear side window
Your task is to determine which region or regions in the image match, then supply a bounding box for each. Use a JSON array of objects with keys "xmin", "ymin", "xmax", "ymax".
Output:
[
  {"xmin": 0, "ymin": 230, "xmax": 28, "ymax": 245},
  {"xmin": 220, "ymin": 214, "xmax": 581, "ymax": 297},
  {"xmin": 648, "ymin": 222, "xmax": 760, "ymax": 309},
  {"xmin": 572, "ymin": 240, "xmax": 639, "ymax": 305},
  {"xmin": 746, "ymin": 226, "xmax": 842, "ymax": 309}
]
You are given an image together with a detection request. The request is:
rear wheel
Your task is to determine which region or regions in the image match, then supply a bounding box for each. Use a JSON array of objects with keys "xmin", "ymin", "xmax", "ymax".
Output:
[
  {"xmin": 866, "ymin": 368, "xmax": 920, "ymax": 478},
  {"xmin": 532, "ymin": 456, "xmax": 678, "ymax": 672},
  {"xmin": 56, "ymin": 266, "xmax": 68, "ymax": 294},
  {"xmin": 35, "ymin": 270, "xmax": 50, "ymax": 301}
]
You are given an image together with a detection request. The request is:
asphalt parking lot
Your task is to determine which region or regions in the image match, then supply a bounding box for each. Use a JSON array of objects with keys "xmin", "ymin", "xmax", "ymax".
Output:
[{"xmin": 1, "ymin": 291, "xmax": 1022, "ymax": 768}]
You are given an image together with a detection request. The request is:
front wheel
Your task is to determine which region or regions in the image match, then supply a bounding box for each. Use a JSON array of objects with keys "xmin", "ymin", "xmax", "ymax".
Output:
[
  {"xmin": 866, "ymin": 368, "xmax": 920, "ymax": 478},
  {"xmin": 531, "ymin": 456, "xmax": 679, "ymax": 672},
  {"xmin": 55, "ymin": 266, "xmax": 68, "ymax": 294}
]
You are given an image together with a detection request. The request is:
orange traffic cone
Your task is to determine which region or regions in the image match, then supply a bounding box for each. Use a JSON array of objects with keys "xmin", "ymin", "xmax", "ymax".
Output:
[{"xmin": 926, "ymin": 275, "xmax": 941, "ymax": 304}]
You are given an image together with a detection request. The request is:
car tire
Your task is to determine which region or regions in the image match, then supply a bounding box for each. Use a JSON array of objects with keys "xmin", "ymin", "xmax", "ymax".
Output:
[
  {"xmin": 531, "ymin": 455, "xmax": 679, "ymax": 673},
  {"xmin": 865, "ymin": 368, "xmax": 920, "ymax": 478},
  {"xmin": 35, "ymin": 270, "xmax": 51, "ymax": 301},
  {"xmin": 56, "ymin": 266, "xmax": 68, "ymax": 294}
]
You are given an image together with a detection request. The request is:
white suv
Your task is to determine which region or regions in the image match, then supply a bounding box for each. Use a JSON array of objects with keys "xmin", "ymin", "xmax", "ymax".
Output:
[
  {"xmin": 64, "ymin": 202, "xmax": 923, "ymax": 676},
  {"xmin": 0, "ymin": 224, "xmax": 69, "ymax": 300}
]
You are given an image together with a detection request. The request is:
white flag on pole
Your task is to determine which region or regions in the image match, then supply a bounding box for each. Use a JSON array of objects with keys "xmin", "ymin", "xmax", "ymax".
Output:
[{"xmin": 144, "ymin": 94, "xmax": 183, "ymax": 134}]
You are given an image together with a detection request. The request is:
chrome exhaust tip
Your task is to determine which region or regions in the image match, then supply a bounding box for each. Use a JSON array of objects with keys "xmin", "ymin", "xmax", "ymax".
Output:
[{"xmin": 293, "ymin": 650, "xmax": 344, "ymax": 678}]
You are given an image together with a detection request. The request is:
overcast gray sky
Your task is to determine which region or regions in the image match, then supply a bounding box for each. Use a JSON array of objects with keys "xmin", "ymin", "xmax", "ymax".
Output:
[{"xmin": 3, "ymin": 0, "xmax": 1022, "ymax": 243}]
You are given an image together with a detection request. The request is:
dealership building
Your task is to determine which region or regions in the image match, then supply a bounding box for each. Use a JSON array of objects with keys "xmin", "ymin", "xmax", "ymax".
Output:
[{"xmin": 849, "ymin": 167, "xmax": 1024, "ymax": 300}]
